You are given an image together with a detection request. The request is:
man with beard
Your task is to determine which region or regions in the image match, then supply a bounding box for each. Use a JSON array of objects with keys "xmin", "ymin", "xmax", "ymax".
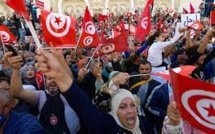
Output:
[{"xmin": 6, "ymin": 52, "xmax": 80, "ymax": 134}]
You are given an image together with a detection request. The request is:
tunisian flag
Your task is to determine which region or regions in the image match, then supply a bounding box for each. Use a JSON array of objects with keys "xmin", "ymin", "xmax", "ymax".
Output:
[
  {"xmin": 40, "ymin": 10, "xmax": 76, "ymax": 48},
  {"xmin": 35, "ymin": 71, "xmax": 45, "ymax": 90},
  {"xmin": 189, "ymin": 20, "xmax": 203, "ymax": 30},
  {"xmin": 0, "ymin": 24, "xmax": 16, "ymax": 44},
  {"xmin": 98, "ymin": 14, "xmax": 108, "ymax": 22},
  {"xmin": 170, "ymin": 69, "xmax": 215, "ymax": 134},
  {"xmin": 4, "ymin": 0, "xmax": 30, "ymax": 20},
  {"xmin": 135, "ymin": 2, "xmax": 151, "ymax": 42},
  {"xmin": 99, "ymin": 31, "xmax": 128, "ymax": 54},
  {"xmin": 154, "ymin": 66, "xmax": 196, "ymax": 82},
  {"xmin": 78, "ymin": 7, "xmax": 99, "ymax": 48}
]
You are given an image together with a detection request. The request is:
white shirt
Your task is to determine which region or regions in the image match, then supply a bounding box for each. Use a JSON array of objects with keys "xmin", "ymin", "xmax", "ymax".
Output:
[{"xmin": 147, "ymin": 32, "xmax": 182, "ymax": 67}]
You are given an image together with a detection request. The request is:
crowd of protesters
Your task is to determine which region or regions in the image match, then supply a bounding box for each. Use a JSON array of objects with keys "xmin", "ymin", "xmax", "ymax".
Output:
[{"xmin": 0, "ymin": 0, "xmax": 215, "ymax": 133}]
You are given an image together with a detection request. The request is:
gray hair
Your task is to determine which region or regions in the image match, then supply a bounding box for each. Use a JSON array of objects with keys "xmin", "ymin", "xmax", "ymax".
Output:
[{"xmin": 0, "ymin": 90, "xmax": 12, "ymax": 105}]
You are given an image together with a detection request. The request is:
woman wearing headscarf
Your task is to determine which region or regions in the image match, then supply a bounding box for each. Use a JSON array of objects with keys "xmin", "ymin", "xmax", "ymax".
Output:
[
  {"xmin": 36, "ymin": 48, "xmax": 153, "ymax": 134},
  {"xmin": 22, "ymin": 64, "xmax": 37, "ymax": 89}
]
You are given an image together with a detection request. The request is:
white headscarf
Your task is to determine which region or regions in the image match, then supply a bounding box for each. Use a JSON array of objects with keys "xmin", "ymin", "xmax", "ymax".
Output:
[{"xmin": 109, "ymin": 89, "xmax": 141, "ymax": 134}]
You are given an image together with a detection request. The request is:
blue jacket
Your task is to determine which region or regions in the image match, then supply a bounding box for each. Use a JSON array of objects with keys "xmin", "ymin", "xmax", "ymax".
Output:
[
  {"xmin": 62, "ymin": 82, "xmax": 153, "ymax": 134},
  {"xmin": 144, "ymin": 83, "xmax": 170, "ymax": 132},
  {"xmin": 4, "ymin": 111, "xmax": 44, "ymax": 134}
]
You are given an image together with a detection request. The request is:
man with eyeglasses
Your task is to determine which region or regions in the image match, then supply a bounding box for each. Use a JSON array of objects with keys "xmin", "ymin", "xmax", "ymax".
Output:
[{"xmin": 0, "ymin": 88, "xmax": 44, "ymax": 134}]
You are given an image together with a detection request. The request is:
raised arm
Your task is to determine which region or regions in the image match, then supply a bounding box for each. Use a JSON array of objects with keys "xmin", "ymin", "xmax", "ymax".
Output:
[
  {"xmin": 35, "ymin": 48, "xmax": 111, "ymax": 133},
  {"xmin": 197, "ymin": 28, "xmax": 215, "ymax": 54},
  {"xmin": 7, "ymin": 52, "xmax": 37, "ymax": 105},
  {"xmin": 185, "ymin": 30, "xmax": 193, "ymax": 50}
]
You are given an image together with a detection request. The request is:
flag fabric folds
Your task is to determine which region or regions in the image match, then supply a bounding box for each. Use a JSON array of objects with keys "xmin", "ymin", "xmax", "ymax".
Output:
[
  {"xmin": 183, "ymin": 8, "xmax": 189, "ymax": 14},
  {"xmin": 99, "ymin": 31, "xmax": 128, "ymax": 54},
  {"xmin": 211, "ymin": 10, "xmax": 215, "ymax": 25},
  {"xmin": 170, "ymin": 68, "xmax": 215, "ymax": 134},
  {"xmin": 78, "ymin": 7, "xmax": 99, "ymax": 48},
  {"xmin": 0, "ymin": 24, "xmax": 16, "ymax": 44},
  {"xmin": 40, "ymin": 10, "xmax": 76, "ymax": 48},
  {"xmin": 135, "ymin": 2, "xmax": 151, "ymax": 42},
  {"xmin": 190, "ymin": 3, "xmax": 195, "ymax": 13},
  {"xmin": 4, "ymin": 0, "xmax": 30, "ymax": 20}
]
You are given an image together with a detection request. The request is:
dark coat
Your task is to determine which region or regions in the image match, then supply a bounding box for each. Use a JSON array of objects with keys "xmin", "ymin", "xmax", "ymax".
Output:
[{"xmin": 62, "ymin": 82, "xmax": 153, "ymax": 134}]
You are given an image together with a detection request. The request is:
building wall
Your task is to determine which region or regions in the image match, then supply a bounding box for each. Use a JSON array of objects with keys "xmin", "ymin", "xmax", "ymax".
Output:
[{"xmin": 0, "ymin": 0, "xmax": 209, "ymax": 18}]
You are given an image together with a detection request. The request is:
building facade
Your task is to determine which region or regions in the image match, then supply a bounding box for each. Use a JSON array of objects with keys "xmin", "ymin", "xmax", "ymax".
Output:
[{"xmin": 0, "ymin": 0, "xmax": 204, "ymax": 17}]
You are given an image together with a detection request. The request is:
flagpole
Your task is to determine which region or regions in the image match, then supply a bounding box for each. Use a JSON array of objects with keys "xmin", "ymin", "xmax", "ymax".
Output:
[
  {"xmin": 25, "ymin": 19, "xmax": 42, "ymax": 49},
  {"xmin": 129, "ymin": 73, "xmax": 151, "ymax": 78},
  {"xmin": 85, "ymin": 44, "xmax": 101, "ymax": 69}
]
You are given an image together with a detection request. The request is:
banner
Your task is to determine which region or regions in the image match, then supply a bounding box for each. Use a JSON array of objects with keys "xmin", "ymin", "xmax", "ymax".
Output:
[{"xmin": 181, "ymin": 13, "xmax": 200, "ymax": 27}]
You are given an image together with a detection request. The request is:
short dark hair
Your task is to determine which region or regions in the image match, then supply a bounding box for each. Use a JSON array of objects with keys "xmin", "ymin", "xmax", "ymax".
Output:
[
  {"xmin": 0, "ymin": 77, "xmax": 10, "ymax": 85},
  {"xmin": 139, "ymin": 59, "xmax": 151, "ymax": 68}
]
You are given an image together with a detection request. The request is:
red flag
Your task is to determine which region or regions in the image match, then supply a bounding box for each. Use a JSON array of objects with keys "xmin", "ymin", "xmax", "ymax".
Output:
[
  {"xmin": 40, "ymin": 10, "xmax": 76, "ymax": 48},
  {"xmin": 183, "ymin": 8, "xmax": 189, "ymax": 14},
  {"xmin": 35, "ymin": 71, "xmax": 44, "ymax": 90},
  {"xmin": 129, "ymin": 24, "xmax": 136, "ymax": 35},
  {"xmin": 127, "ymin": 13, "xmax": 132, "ymax": 17},
  {"xmin": 211, "ymin": 10, "xmax": 215, "ymax": 25},
  {"xmin": 100, "ymin": 32, "xmax": 128, "ymax": 54},
  {"xmin": 4, "ymin": 0, "xmax": 30, "ymax": 20},
  {"xmin": 0, "ymin": 24, "xmax": 16, "ymax": 44},
  {"xmin": 112, "ymin": 29, "xmax": 121, "ymax": 38},
  {"xmin": 114, "ymin": 22, "xmax": 126, "ymax": 33},
  {"xmin": 170, "ymin": 68, "xmax": 215, "ymax": 134},
  {"xmin": 168, "ymin": 9, "xmax": 174, "ymax": 13},
  {"xmin": 98, "ymin": 14, "xmax": 108, "ymax": 22},
  {"xmin": 155, "ymin": 66, "xmax": 196, "ymax": 82},
  {"xmin": 148, "ymin": 0, "xmax": 154, "ymax": 7},
  {"xmin": 190, "ymin": 3, "xmax": 195, "ymax": 13},
  {"xmin": 189, "ymin": 20, "xmax": 203, "ymax": 30},
  {"xmin": 35, "ymin": 0, "xmax": 44, "ymax": 9},
  {"xmin": 109, "ymin": 13, "xmax": 114, "ymax": 18},
  {"xmin": 157, "ymin": 14, "xmax": 163, "ymax": 30},
  {"xmin": 135, "ymin": 2, "xmax": 151, "ymax": 42},
  {"xmin": 78, "ymin": 7, "xmax": 99, "ymax": 48}
]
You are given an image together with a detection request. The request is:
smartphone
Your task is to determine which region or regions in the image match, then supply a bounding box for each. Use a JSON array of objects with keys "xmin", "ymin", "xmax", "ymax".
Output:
[{"xmin": 5, "ymin": 45, "xmax": 18, "ymax": 56}]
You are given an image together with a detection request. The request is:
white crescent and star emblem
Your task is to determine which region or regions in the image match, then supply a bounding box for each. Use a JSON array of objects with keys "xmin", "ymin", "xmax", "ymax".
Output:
[
  {"xmin": 141, "ymin": 17, "xmax": 148, "ymax": 29},
  {"xmin": 46, "ymin": 13, "xmax": 71, "ymax": 37},
  {"xmin": 182, "ymin": 90, "xmax": 215, "ymax": 130},
  {"xmin": 191, "ymin": 24, "xmax": 199, "ymax": 29},
  {"xmin": 0, "ymin": 31, "xmax": 10, "ymax": 42},
  {"xmin": 83, "ymin": 36, "xmax": 93, "ymax": 46},
  {"xmin": 100, "ymin": 43, "xmax": 115, "ymax": 54},
  {"xmin": 85, "ymin": 21, "xmax": 95, "ymax": 35}
]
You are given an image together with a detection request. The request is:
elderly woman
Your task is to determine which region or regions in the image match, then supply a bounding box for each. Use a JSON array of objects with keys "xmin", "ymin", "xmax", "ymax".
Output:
[{"xmin": 36, "ymin": 48, "xmax": 153, "ymax": 134}]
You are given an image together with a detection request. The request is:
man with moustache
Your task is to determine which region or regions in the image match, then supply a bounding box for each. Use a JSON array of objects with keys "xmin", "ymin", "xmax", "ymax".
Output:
[{"xmin": 6, "ymin": 52, "xmax": 80, "ymax": 134}]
